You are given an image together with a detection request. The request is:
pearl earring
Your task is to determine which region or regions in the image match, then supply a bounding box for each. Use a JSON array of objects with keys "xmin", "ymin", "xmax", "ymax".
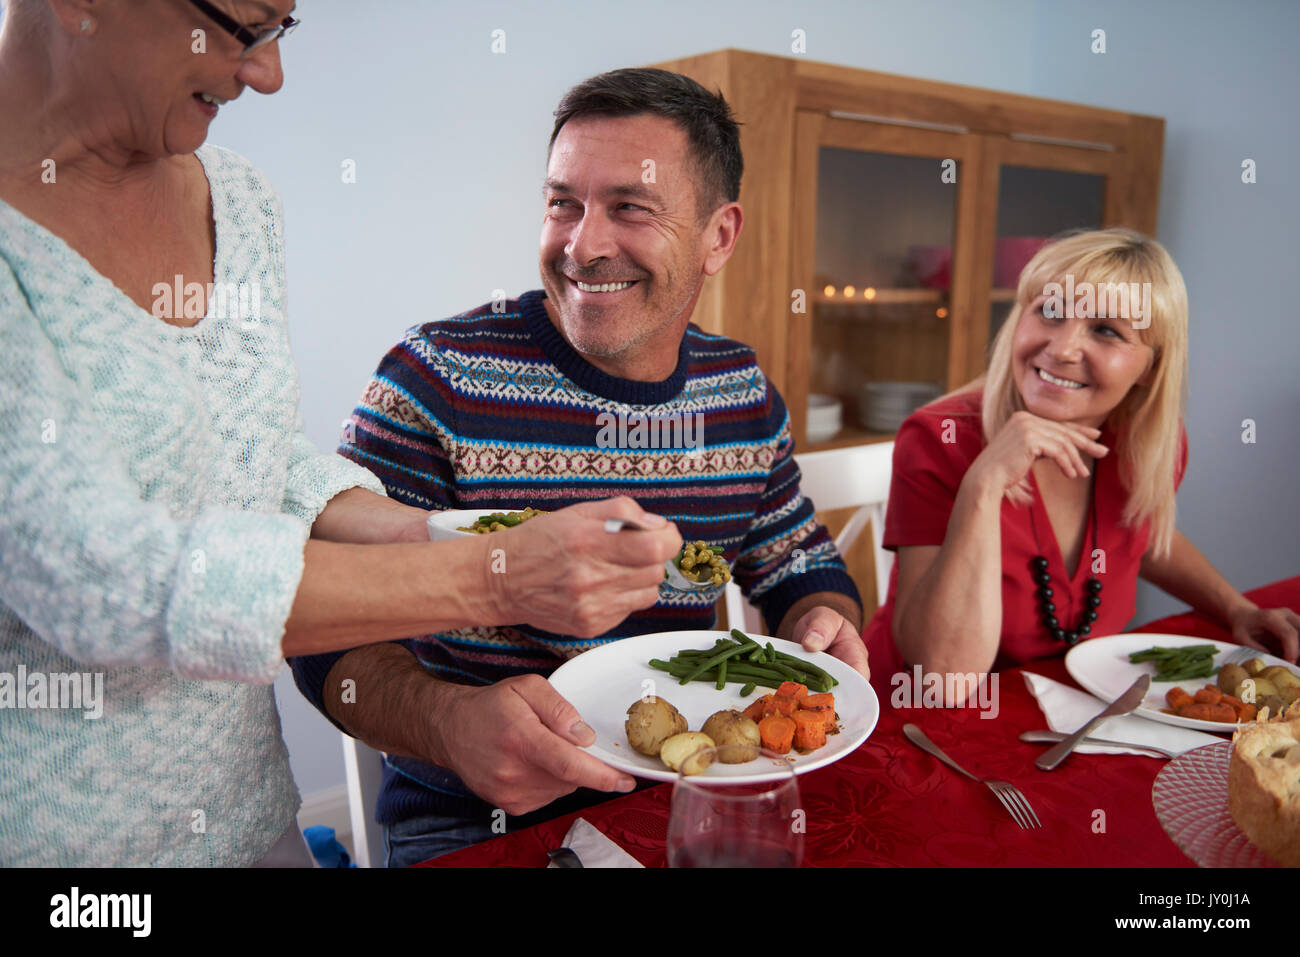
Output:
[{"xmin": 81, "ymin": 19, "xmax": 92, "ymax": 32}]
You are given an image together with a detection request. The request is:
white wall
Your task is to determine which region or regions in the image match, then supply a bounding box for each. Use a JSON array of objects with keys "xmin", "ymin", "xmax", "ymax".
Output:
[{"xmin": 143, "ymin": 0, "xmax": 1300, "ymax": 798}]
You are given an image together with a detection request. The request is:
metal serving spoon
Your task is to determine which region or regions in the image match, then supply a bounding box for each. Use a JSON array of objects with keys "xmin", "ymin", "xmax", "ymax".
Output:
[{"xmin": 603, "ymin": 518, "xmax": 722, "ymax": 592}]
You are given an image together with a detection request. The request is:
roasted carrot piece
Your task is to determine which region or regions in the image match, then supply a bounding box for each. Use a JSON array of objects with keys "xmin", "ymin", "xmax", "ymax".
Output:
[
  {"xmin": 801, "ymin": 692, "xmax": 835, "ymax": 711},
  {"xmin": 777, "ymin": 681, "xmax": 809, "ymax": 700},
  {"xmin": 800, "ymin": 693, "xmax": 837, "ymax": 731},
  {"xmin": 771, "ymin": 695, "xmax": 799, "ymax": 716},
  {"xmin": 742, "ymin": 695, "xmax": 773, "ymax": 723},
  {"xmin": 1238, "ymin": 703, "xmax": 1258, "ymax": 722},
  {"xmin": 1193, "ymin": 686, "xmax": 1222, "ymax": 705},
  {"xmin": 758, "ymin": 715, "xmax": 796, "ymax": 754},
  {"xmin": 1179, "ymin": 701, "xmax": 1237, "ymax": 722},
  {"xmin": 1220, "ymin": 693, "xmax": 1243, "ymax": 710},
  {"xmin": 1210, "ymin": 702, "xmax": 1237, "ymax": 722},
  {"xmin": 1166, "ymin": 687, "xmax": 1194, "ymax": 710},
  {"xmin": 791, "ymin": 710, "xmax": 827, "ymax": 750},
  {"xmin": 1220, "ymin": 695, "xmax": 1253, "ymax": 721}
]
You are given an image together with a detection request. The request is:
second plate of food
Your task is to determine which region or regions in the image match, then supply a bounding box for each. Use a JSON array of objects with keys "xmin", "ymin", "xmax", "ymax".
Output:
[
  {"xmin": 548, "ymin": 630, "xmax": 879, "ymax": 784},
  {"xmin": 1065, "ymin": 633, "xmax": 1297, "ymax": 733}
]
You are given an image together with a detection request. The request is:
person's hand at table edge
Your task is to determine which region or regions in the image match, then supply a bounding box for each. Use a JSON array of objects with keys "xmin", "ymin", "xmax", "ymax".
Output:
[
  {"xmin": 1227, "ymin": 602, "xmax": 1300, "ymax": 663},
  {"xmin": 778, "ymin": 593, "xmax": 869, "ymax": 681},
  {"xmin": 429, "ymin": 674, "xmax": 636, "ymax": 817}
]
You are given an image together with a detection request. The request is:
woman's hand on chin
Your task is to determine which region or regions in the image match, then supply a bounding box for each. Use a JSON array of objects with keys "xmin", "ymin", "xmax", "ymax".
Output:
[{"xmin": 967, "ymin": 409, "xmax": 1110, "ymax": 493}]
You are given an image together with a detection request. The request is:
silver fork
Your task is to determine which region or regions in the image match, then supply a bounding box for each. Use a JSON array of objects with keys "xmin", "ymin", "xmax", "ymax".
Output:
[
  {"xmin": 903, "ymin": 723, "xmax": 1042, "ymax": 830},
  {"xmin": 1221, "ymin": 645, "xmax": 1259, "ymax": 667},
  {"xmin": 604, "ymin": 518, "xmax": 720, "ymax": 592}
]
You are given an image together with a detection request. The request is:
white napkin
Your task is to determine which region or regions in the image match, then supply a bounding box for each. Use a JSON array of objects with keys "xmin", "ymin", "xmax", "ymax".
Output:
[
  {"xmin": 545, "ymin": 817, "xmax": 644, "ymax": 869},
  {"xmin": 1022, "ymin": 672, "xmax": 1223, "ymax": 755}
]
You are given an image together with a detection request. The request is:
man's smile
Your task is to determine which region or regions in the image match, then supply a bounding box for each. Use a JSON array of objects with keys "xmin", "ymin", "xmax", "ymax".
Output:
[{"xmin": 570, "ymin": 278, "xmax": 640, "ymax": 294}]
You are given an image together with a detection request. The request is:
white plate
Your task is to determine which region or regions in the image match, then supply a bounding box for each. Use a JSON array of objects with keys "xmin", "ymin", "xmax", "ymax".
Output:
[
  {"xmin": 426, "ymin": 507, "xmax": 520, "ymax": 542},
  {"xmin": 1065, "ymin": 633, "xmax": 1295, "ymax": 733},
  {"xmin": 548, "ymin": 630, "xmax": 879, "ymax": 784}
]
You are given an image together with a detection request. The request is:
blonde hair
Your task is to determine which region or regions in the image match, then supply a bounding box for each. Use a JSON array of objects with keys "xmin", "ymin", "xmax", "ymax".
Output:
[{"xmin": 982, "ymin": 227, "xmax": 1189, "ymax": 559}]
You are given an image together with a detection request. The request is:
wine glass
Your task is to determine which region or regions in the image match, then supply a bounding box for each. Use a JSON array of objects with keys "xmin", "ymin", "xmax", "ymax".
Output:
[{"xmin": 666, "ymin": 746, "xmax": 804, "ymax": 868}]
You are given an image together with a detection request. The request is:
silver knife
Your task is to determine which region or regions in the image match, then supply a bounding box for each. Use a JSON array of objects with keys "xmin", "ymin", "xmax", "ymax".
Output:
[
  {"xmin": 1020, "ymin": 730, "xmax": 1174, "ymax": 759},
  {"xmin": 1034, "ymin": 674, "xmax": 1152, "ymax": 771}
]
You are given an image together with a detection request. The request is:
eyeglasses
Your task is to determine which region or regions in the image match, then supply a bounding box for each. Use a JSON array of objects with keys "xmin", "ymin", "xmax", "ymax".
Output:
[{"xmin": 186, "ymin": 0, "xmax": 299, "ymax": 57}]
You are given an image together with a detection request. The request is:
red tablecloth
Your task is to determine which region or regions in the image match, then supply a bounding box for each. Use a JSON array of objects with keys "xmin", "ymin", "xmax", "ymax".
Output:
[{"xmin": 418, "ymin": 576, "xmax": 1299, "ymax": 867}]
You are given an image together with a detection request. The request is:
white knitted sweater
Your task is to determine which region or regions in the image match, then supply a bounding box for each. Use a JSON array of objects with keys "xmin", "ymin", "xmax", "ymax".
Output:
[{"xmin": 0, "ymin": 145, "xmax": 384, "ymax": 865}]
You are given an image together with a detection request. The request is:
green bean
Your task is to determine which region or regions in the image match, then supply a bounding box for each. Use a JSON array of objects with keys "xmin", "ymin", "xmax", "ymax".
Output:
[
  {"xmin": 720, "ymin": 663, "xmax": 792, "ymax": 683},
  {"xmin": 764, "ymin": 659, "xmax": 806, "ymax": 682},
  {"xmin": 1128, "ymin": 644, "xmax": 1218, "ymax": 681},
  {"xmin": 665, "ymin": 665, "xmax": 783, "ymax": 691},
  {"xmin": 658, "ymin": 657, "xmax": 788, "ymax": 689},
  {"xmin": 680, "ymin": 641, "xmax": 752, "ymax": 685},
  {"xmin": 772, "ymin": 650, "xmax": 839, "ymax": 689},
  {"xmin": 676, "ymin": 642, "xmax": 735, "ymax": 658},
  {"xmin": 653, "ymin": 631, "xmax": 839, "ymax": 694}
]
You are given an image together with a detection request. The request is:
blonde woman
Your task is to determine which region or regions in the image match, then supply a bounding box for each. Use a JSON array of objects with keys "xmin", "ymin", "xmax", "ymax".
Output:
[{"xmin": 863, "ymin": 228, "xmax": 1298, "ymax": 694}]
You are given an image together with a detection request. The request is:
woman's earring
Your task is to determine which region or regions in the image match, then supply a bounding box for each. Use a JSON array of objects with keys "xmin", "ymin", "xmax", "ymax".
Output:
[{"xmin": 81, "ymin": 19, "xmax": 92, "ymax": 32}]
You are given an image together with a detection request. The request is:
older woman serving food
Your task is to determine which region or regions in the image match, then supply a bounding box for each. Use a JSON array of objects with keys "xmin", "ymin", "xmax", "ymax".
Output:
[
  {"xmin": 863, "ymin": 228, "xmax": 1299, "ymax": 697},
  {"xmin": 0, "ymin": 0, "xmax": 678, "ymax": 866}
]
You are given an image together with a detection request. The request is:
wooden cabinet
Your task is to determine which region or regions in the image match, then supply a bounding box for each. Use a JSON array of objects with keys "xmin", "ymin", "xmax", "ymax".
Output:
[{"xmin": 650, "ymin": 49, "xmax": 1164, "ymax": 453}]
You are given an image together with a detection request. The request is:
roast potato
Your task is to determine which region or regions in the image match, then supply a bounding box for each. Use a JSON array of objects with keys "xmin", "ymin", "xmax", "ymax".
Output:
[
  {"xmin": 625, "ymin": 697, "xmax": 688, "ymax": 757},
  {"xmin": 1259, "ymin": 666, "xmax": 1300, "ymax": 690},
  {"xmin": 1243, "ymin": 657, "xmax": 1268, "ymax": 676},
  {"xmin": 1218, "ymin": 663, "xmax": 1249, "ymax": 695},
  {"xmin": 700, "ymin": 710, "xmax": 761, "ymax": 763},
  {"xmin": 1242, "ymin": 677, "xmax": 1280, "ymax": 700},
  {"xmin": 659, "ymin": 732, "xmax": 715, "ymax": 774}
]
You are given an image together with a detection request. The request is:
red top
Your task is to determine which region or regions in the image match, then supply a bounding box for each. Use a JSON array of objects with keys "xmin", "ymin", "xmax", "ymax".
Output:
[{"xmin": 862, "ymin": 391, "xmax": 1187, "ymax": 696}]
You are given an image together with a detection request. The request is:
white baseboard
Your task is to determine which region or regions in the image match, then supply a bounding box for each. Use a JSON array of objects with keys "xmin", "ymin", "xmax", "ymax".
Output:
[{"xmin": 297, "ymin": 784, "xmax": 355, "ymax": 861}]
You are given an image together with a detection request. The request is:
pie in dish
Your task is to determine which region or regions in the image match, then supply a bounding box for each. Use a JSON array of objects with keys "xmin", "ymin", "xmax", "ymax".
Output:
[{"xmin": 1228, "ymin": 715, "xmax": 1300, "ymax": 866}]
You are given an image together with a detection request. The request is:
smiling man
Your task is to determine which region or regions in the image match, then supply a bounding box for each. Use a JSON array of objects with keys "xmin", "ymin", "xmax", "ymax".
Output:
[{"xmin": 289, "ymin": 68, "xmax": 867, "ymax": 865}]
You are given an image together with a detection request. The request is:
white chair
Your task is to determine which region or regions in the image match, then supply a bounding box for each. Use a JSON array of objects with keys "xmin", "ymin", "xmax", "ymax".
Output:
[
  {"xmin": 341, "ymin": 734, "xmax": 387, "ymax": 868},
  {"xmin": 724, "ymin": 441, "xmax": 895, "ymax": 632}
]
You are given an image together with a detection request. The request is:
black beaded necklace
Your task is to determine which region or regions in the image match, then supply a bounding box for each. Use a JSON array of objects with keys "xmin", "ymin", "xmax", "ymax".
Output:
[{"xmin": 1028, "ymin": 471, "xmax": 1102, "ymax": 647}]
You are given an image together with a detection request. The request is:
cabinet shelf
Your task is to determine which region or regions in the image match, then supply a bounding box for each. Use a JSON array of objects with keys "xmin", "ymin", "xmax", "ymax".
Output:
[
  {"xmin": 803, "ymin": 426, "xmax": 897, "ymax": 453},
  {"xmin": 816, "ymin": 288, "xmax": 943, "ymax": 305},
  {"xmin": 816, "ymin": 287, "xmax": 1017, "ymax": 306}
]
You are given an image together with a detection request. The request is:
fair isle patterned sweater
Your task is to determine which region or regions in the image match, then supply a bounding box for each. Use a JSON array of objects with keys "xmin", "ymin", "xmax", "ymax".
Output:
[
  {"xmin": 290, "ymin": 291, "xmax": 861, "ymax": 823},
  {"xmin": 0, "ymin": 145, "xmax": 385, "ymax": 865}
]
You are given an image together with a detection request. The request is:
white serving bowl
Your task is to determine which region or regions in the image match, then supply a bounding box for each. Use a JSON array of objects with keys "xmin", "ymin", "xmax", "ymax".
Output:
[
  {"xmin": 426, "ymin": 508, "xmax": 519, "ymax": 542},
  {"xmin": 806, "ymin": 393, "xmax": 843, "ymax": 444}
]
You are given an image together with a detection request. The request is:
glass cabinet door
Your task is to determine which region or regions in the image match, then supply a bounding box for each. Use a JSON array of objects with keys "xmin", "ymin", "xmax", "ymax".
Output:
[
  {"xmin": 985, "ymin": 144, "xmax": 1111, "ymax": 340},
  {"xmin": 793, "ymin": 116, "xmax": 973, "ymax": 449}
]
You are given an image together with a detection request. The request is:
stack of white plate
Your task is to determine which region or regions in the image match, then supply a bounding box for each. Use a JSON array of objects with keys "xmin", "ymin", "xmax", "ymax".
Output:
[
  {"xmin": 858, "ymin": 381, "xmax": 942, "ymax": 433},
  {"xmin": 806, "ymin": 393, "xmax": 843, "ymax": 444}
]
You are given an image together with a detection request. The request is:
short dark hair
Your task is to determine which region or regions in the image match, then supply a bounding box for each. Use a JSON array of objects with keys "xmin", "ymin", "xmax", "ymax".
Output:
[{"xmin": 549, "ymin": 68, "xmax": 743, "ymax": 219}]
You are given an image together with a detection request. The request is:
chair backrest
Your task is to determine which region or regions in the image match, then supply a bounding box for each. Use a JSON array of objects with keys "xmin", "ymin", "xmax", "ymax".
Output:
[
  {"xmin": 723, "ymin": 441, "xmax": 895, "ymax": 633},
  {"xmin": 341, "ymin": 734, "xmax": 388, "ymax": 868}
]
